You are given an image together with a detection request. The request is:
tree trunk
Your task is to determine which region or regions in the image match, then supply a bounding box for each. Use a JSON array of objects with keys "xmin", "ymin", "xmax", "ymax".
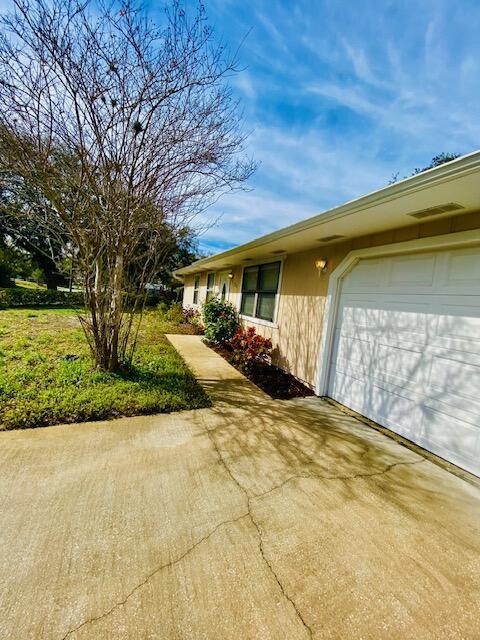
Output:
[
  {"xmin": 35, "ymin": 253, "xmax": 59, "ymax": 290},
  {"xmin": 87, "ymin": 253, "xmax": 125, "ymax": 372},
  {"xmin": 108, "ymin": 251, "xmax": 124, "ymax": 371}
]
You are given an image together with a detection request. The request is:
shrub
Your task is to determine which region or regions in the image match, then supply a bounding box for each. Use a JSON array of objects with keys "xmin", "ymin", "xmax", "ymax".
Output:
[
  {"xmin": 182, "ymin": 305, "xmax": 201, "ymax": 324},
  {"xmin": 156, "ymin": 300, "xmax": 170, "ymax": 316},
  {"xmin": 0, "ymin": 287, "xmax": 84, "ymax": 309},
  {"xmin": 144, "ymin": 289, "xmax": 176, "ymax": 307},
  {"xmin": 228, "ymin": 326, "xmax": 272, "ymax": 373},
  {"xmin": 165, "ymin": 302, "xmax": 185, "ymax": 324},
  {"xmin": 202, "ymin": 297, "xmax": 239, "ymax": 345}
]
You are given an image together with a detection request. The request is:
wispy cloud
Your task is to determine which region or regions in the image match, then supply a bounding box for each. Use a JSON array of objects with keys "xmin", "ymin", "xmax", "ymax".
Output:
[{"xmin": 162, "ymin": 0, "xmax": 480, "ymax": 253}]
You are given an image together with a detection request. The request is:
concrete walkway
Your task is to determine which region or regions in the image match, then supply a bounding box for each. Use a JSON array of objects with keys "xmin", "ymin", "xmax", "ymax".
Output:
[{"xmin": 0, "ymin": 335, "xmax": 479, "ymax": 639}]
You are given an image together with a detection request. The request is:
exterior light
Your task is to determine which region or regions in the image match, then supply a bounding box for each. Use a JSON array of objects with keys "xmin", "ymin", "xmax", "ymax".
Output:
[
  {"xmin": 315, "ymin": 258, "xmax": 328, "ymax": 272},
  {"xmin": 228, "ymin": 271, "xmax": 234, "ymax": 279}
]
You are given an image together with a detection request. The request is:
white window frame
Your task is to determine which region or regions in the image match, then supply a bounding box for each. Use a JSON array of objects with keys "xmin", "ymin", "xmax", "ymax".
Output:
[
  {"xmin": 315, "ymin": 228, "xmax": 480, "ymax": 396},
  {"xmin": 239, "ymin": 259, "xmax": 284, "ymax": 327},
  {"xmin": 192, "ymin": 275, "xmax": 200, "ymax": 305},
  {"xmin": 206, "ymin": 272, "xmax": 216, "ymax": 301}
]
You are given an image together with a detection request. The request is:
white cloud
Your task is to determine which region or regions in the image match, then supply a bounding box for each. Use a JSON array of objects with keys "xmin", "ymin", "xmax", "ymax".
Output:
[
  {"xmin": 192, "ymin": 0, "xmax": 480, "ymax": 254},
  {"xmin": 197, "ymin": 123, "xmax": 393, "ymax": 251},
  {"xmin": 232, "ymin": 71, "xmax": 256, "ymax": 100}
]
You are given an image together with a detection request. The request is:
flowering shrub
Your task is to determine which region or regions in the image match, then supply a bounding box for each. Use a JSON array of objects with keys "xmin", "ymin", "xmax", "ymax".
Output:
[
  {"xmin": 202, "ymin": 297, "xmax": 239, "ymax": 344},
  {"xmin": 182, "ymin": 305, "xmax": 201, "ymax": 324},
  {"xmin": 228, "ymin": 326, "xmax": 272, "ymax": 373}
]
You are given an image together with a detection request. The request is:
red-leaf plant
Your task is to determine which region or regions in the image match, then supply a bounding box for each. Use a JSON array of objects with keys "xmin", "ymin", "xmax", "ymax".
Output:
[{"xmin": 228, "ymin": 326, "xmax": 272, "ymax": 373}]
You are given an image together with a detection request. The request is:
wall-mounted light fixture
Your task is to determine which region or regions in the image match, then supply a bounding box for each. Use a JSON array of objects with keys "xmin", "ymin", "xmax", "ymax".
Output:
[
  {"xmin": 228, "ymin": 271, "xmax": 234, "ymax": 279},
  {"xmin": 315, "ymin": 258, "xmax": 328, "ymax": 273}
]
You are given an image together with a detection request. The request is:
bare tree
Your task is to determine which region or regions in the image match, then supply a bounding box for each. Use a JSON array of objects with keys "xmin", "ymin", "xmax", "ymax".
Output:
[{"xmin": 0, "ymin": 0, "xmax": 254, "ymax": 371}]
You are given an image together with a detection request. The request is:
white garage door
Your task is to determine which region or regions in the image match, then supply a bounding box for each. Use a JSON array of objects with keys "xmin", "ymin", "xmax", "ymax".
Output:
[{"xmin": 328, "ymin": 246, "xmax": 480, "ymax": 476}]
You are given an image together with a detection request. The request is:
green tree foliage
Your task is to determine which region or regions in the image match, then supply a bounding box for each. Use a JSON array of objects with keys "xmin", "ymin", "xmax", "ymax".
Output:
[
  {"xmin": 390, "ymin": 152, "xmax": 461, "ymax": 184},
  {"xmin": 0, "ymin": 246, "xmax": 15, "ymax": 287},
  {"xmin": 0, "ymin": 173, "xmax": 67, "ymax": 289}
]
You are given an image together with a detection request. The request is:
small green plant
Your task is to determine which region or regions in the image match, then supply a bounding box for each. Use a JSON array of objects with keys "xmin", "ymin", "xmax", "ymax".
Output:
[
  {"xmin": 156, "ymin": 301, "xmax": 170, "ymax": 317},
  {"xmin": 166, "ymin": 302, "xmax": 184, "ymax": 324},
  {"xmin": 202, "ymin": 297, "xmax": 239, "ymax": 345}
]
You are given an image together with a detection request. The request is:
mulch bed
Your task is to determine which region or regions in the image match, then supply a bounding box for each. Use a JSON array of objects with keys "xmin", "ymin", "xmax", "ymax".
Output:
[{"xmin": 209, "ymin": 343, "xmax": 314, "ymax": 400}]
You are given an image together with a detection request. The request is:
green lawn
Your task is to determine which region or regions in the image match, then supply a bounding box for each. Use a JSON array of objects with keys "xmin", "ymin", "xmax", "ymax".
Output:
[
  {"xmin": 0, "ymin": 308, "xmax": 210, "ymax": 430},
  {"xmin": 14, "ymin": 279, "xmax": 46, "ymax": 289}
]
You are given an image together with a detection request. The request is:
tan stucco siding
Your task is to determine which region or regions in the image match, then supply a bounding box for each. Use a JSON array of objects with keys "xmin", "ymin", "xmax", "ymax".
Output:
[
  {"xmin": 182, "ymin": 211, "xmax": 480, "ymax": 388},
  {"xmin": 182, "ymin": 274, "xmax": 195, "ymax": 306}
]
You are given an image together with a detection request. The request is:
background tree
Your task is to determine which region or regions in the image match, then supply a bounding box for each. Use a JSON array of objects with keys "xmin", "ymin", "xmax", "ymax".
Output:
[
  {"xmin": 155, "ymin": 227, "xmax": 202, "ymax": 291},
  {"xmin": 0, "ymin": 175, "xmax": 68, "ymax": 289},
  {"xmin": 389, "ymin": 152, "xmax": 461, "ymax": 184},
  {"xmin": 0, "ymin": 0, "xmax": 254, "ymax": 371}
]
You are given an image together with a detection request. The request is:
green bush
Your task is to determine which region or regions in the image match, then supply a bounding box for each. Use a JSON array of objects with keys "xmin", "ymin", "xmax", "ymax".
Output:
[
  {"xmin": 144, "ymin": 289, "xmax": 176, "ymax": 307},
  {"xmin": 166, "ymin": 302, "xmax": 184, "ymax": 324},
  {"xmin": 202, "ymin": 297, "xmax": 239, "ymax": 345},
  {"xmin": 156, "ymin": 301, "xmax": 170, "ymax": 316},
  {"xmin": 0, "ymin": 288, "xmax": 84, "ymax": 309}
]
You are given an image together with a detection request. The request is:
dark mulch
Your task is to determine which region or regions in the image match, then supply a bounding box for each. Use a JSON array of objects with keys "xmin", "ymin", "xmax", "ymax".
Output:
[{"xmin": 209, "ymin": 342, "xmax": 314, "ymax": 400}]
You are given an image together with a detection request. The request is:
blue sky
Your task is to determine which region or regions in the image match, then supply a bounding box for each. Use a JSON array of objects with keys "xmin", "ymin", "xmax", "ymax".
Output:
[
  {"xmin": 177, "ymin": 0, "xmax": 480, "ymax": 255},
  {"xmin": 5, "ymin": 0, "xmax": 477, "ymax": 255}
]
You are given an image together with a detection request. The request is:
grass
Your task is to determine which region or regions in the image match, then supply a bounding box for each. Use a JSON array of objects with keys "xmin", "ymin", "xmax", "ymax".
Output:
[
  {"xmin": 14, "ymin": 279, "xmax": 46, "ymax": 289},
  {"xmin": 0, "ymin": 307, "xmax": 211, "ymax": 430}
]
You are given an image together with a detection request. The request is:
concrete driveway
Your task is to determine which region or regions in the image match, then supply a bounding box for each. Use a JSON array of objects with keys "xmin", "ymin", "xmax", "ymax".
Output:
[{"xmin": 0, "ymin": 336, "xmax": 479, "ymax": 639}]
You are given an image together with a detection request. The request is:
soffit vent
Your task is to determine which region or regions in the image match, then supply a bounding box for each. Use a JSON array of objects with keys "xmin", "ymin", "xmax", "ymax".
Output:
[
  {"xmin": 317, "ymin": 234, "xmax": 345, "ymax": 242},
  {"xmin": 271, "ymin": 249, "xmax": 286, "ymax": 254},
  {"xmin": 407, "ymin": 202, "xmax": 464, "ymax": 220}
]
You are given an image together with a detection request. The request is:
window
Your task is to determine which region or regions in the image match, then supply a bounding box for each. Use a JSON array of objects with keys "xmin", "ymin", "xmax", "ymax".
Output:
[
  {"xmin": 206, "ymin": 273, "xmax": 215, "ymax": 301},
  {"xmin": 193, "ymin": 276, "xmax": 200, "ymax": 305},
  {"xmin": 240, "ymin": 261, "xmax": 280, "ymax": 322}
]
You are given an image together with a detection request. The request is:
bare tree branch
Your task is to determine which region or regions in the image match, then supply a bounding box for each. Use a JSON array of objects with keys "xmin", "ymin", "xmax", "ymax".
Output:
[{"xmin": 0, "ymin": 0, "xmax": 255, "ymax": 371}]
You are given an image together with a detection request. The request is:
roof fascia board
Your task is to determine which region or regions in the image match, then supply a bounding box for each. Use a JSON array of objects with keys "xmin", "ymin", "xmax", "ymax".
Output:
[{"xmin": 176, "ymin": 151, "xmax": 480, "ymax": 276}]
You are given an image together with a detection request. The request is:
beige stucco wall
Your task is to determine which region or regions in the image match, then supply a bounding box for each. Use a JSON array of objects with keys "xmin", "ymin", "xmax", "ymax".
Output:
[{"xmin": 182, "ymin": 211, "xmax": 480, "ymax": 389}]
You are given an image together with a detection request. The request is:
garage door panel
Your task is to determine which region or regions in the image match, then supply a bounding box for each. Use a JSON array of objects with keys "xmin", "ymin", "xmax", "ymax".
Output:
[
  {"xmin": 440, "ymin": 247, "xmax": 480, "ymax": 293},
  {"xmin": 335, "ymin": 336, "xmax": 428, "ymax": 387},
  {"xmin": 436, "ymin": 311, "xmax": 480, "ymax": 345},
  {"xmin": 328, "ymin": 247, "xmax": 480, "ymax": 476},
  {"xmin": 331, "ymin": 371, "xmax": 425, "ymax": 432},
  {"xmin": 340, "ymin": 305, "xmax": 480, "ymax": 352},
  {"xmin": 421, "ymin": 409, "xmax": 480, "ymax": 470},
  {"xmin": 423, "ymin": 395, "xmax": 480, "ymax": 429},
  {"xmin": 339, "ymin": 299, "xmax": 432, "ymax": 336},
  {"xmin": 331, "ymin": 371, "xmax": 480, "ymax": 471},
  {"xmin": 335, "ymin": 335, "xmax": 372, "ymax": 367},
  {"xmin": 342, "ymin": 259, "xmax": 384, "ymax": 291},
  {"xmin": 376, "ymin": 342, "xmax": 426, "ymax": 382},
  {"xmin": 334, "ymin": 361, "xmax": 427, "ymax": 396},
  {"xmin": 387, "ymin": 254, "xmax": 436, "ymax": 287},
  {"xmin": 429, "ymin": 355, "xmax": 480, "ymax": 401}
]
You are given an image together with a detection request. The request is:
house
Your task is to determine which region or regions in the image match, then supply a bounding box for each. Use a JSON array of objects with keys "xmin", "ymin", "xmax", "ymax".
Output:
[{"xmin": 175, "ymin": 151, "xmax": 480, "ymax": 476}]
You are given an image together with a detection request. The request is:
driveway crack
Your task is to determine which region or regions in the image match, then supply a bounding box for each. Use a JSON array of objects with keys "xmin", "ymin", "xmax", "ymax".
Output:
[
  {"xmin": 251, "ymin": 459, "xmax": 426, "ymax": 501},
  {"xmin": 204, "ymin": 418, "xmax": 426, "ymax": 640},
  {"xmin": 203, "ymin": 417, "xmax": 314, "ymax": 639},
  {"xmin": 60, "ymin": 511, "xmax": 249, "ymax": 640}
]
